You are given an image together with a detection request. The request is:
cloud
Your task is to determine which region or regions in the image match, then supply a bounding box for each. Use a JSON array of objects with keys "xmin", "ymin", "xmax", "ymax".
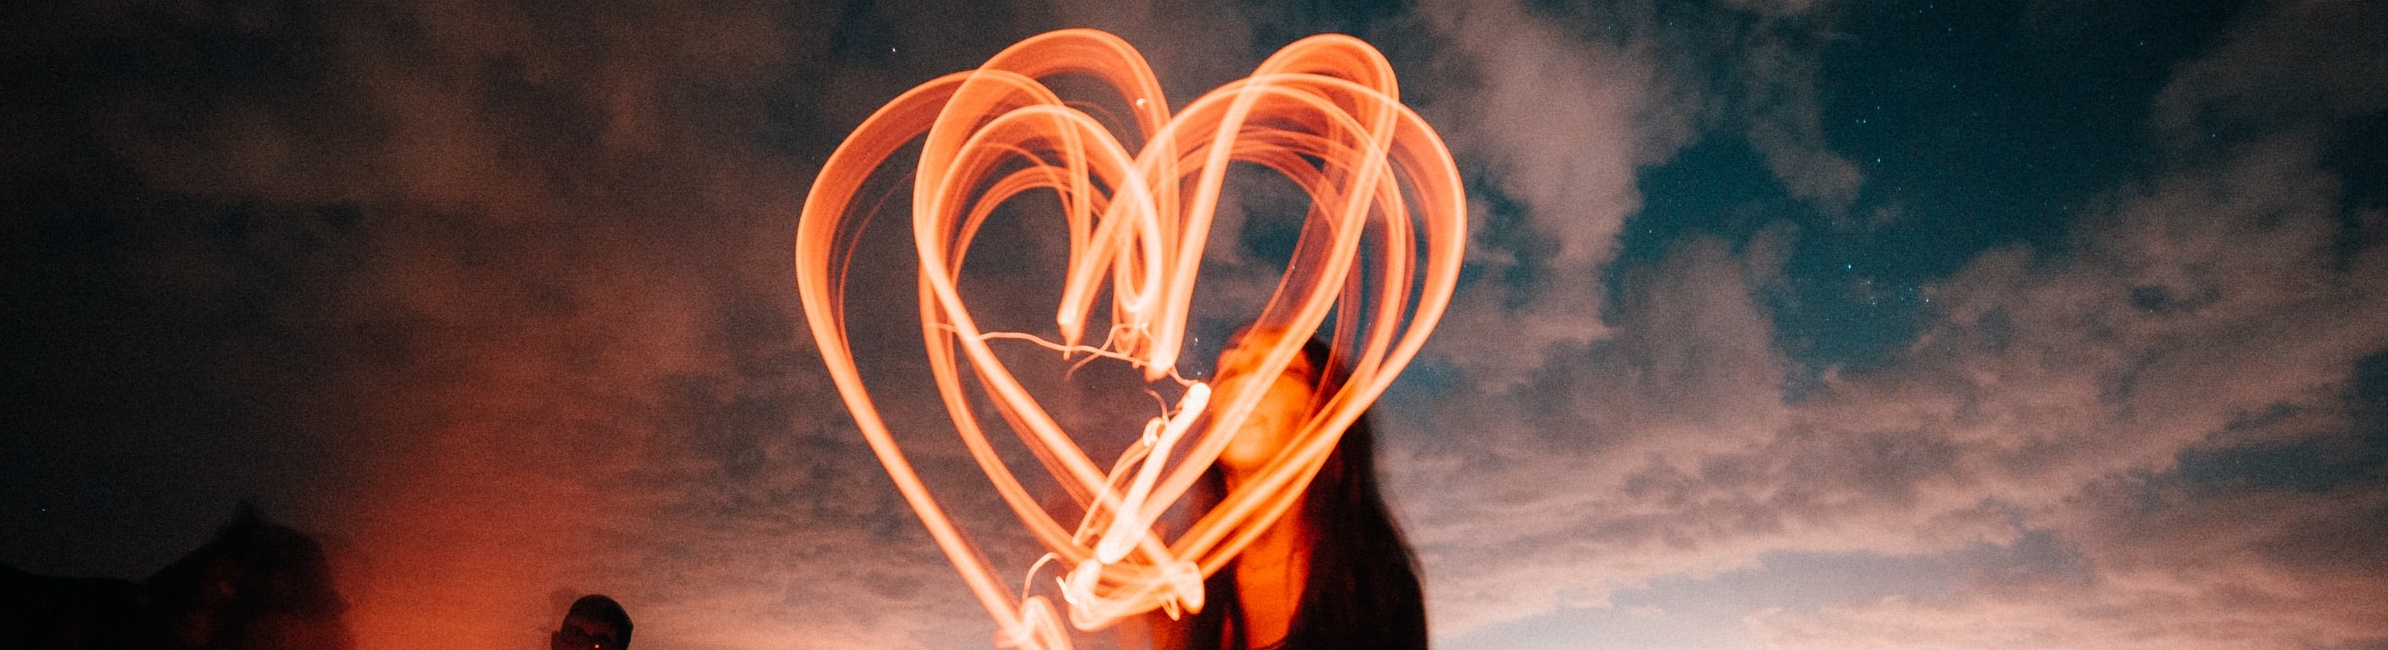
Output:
[
  {"xmin": 1416, "ymin": 0, "xmax": 1694, "ymax": 387},
  {"xmin": 1720, "ymin": 4, "xmax": 2388, "ymax": 644},
  {"xmin": 1735, "ymin": 21, "xmax": 1863, "ymax": 215},
  {"xmin": 1410, "ymin": 0, "xmax": 1870, "ymax": 390},
  {"xmin": 1414, "ymin": 129, "xmax": 2388, "ymax": 642},
  {"xmin": 1394, "ymin": 232, "xmax": 1806, "ymax": 632},
  {"xmin": 1391, "ymin": 0, "xmax": 2388, "ymax": 643},
  {"xmin": 2151, "ymin": 0, "xmax": 2388, "ymax": 151},
  {"xmin": 1755, "ymin": 465, "xmax": 2388, "ymax": 650}
]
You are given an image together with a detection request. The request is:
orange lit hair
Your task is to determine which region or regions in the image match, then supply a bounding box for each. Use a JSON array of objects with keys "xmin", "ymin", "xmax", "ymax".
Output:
[{"xmin": 1157, "ymin": 336, "xmax": 1426, "ymax": 650}]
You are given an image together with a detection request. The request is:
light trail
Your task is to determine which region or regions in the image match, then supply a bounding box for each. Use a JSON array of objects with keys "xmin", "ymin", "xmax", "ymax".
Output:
[{"xmin": 794, "ymin": 28, "xmax": 1465, "ymax": 650}]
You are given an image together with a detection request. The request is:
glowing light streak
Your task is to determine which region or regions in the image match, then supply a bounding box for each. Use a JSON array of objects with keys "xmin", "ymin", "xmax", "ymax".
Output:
[
  {"xmin": 794, "ymin": 28, "xmax": 1464, "ymax": 649},
  {"xmin": 1098, "ymin": 382, "xmax": 1207, "ymax": 564}
]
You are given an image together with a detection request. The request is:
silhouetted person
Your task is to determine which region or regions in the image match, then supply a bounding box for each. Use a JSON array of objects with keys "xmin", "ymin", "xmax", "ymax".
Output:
[
  {"xmin": 551, "ymin": 595, "xmax": 632, "ymax": 650},
  {"xmin": 1, "ymin": 565, "xmax": 145, "ymax": 649},
  {"xmin": 145, "ymin": 506, "xmax": 353, "ymax": 650},
  {"xmin": 1, "ymin": 505, "xmax": 353, "ymax": 650}
]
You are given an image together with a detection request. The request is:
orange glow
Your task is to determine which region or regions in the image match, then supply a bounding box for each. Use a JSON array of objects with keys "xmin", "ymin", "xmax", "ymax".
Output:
[{"xmin": 794, "ymin": 29, "xmax": 1464, "ymax": 649}]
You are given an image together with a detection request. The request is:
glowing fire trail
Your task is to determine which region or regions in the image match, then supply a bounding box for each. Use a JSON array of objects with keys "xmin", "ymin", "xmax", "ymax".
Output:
[{"xmin": 794, "ymin": 29, "xmax": 1465, "ymax": 649}]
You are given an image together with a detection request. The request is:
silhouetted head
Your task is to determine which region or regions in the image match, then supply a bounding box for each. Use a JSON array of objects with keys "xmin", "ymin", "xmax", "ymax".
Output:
[
  {"xmin": 145, "ymin": 504, "xmax": 354, "ymax": 650},
  {"xmin": 552, "ymin": 594, "xmax": 632, "ymax": 650}
]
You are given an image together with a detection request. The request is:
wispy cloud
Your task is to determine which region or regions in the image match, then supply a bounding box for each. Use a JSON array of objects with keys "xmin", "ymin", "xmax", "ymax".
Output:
[
  {"xmin": 1417, "ymin": 0, "xmax": 1693, "ymax": 387},
  {"xmin": 1397, "ymin": 1, "xmax": 2388, "ymax": 646}
]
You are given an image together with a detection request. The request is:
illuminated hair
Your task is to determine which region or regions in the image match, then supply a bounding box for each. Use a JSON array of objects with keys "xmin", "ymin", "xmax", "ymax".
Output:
[{"xmin": 1160, "ymin": 336, "xmax": 1427, "ymax": 650}]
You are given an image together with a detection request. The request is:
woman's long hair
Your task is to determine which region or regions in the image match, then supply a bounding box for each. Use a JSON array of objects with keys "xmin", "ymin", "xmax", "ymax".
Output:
[{"xmin": 1156, "ymin": 337, "xmax": 1427, "ymax": 650}]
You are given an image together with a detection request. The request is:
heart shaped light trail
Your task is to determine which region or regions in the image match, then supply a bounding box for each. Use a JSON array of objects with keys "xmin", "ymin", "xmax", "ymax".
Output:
[{"xmin": 794, "ymin": 29, "xmax": 1464, "ymax": 650}]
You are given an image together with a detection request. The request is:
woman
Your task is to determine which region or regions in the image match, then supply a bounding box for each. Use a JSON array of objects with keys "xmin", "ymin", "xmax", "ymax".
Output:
[{"xmin": 1152, "ymin": 330, "xmax": 1428, "ymax": 650}]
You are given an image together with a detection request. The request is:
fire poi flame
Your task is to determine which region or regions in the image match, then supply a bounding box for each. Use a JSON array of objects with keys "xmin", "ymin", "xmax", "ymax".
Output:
[{"xmin": 794, "ymin": 28, "xmax": 1465, "ymax": 649}]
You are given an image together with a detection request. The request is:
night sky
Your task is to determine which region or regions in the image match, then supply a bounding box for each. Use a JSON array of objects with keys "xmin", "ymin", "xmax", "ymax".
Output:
[{"xmin": 7, "ymin": 1, "xmax": 2387, "ymax": 649}]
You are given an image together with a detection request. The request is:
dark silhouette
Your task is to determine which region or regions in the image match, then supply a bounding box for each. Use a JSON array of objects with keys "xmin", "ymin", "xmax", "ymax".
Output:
[
  {"xmin": 0, "ymin": 506, "xmax": 353, "ymax": 650},
  {"xmin": 1153, "ymin": 333, "xmax": 1428, "ymax": 650},
  {"xmin": 550, "ymin": 594, "xmax": 632, "ymax": 650},
  {"xmin": 0, "ymin": 567, "xmax": 146, "ymax": 649}
]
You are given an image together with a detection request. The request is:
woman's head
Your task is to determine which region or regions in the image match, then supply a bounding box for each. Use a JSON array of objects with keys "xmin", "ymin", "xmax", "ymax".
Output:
[
  {"xmin": 1210, "ymin": 328, "xmax": 1334, "ymax": 477},
  {"xmin": 1163, "ymin": 327, "xmax": 1426, "ymax": 650}
]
